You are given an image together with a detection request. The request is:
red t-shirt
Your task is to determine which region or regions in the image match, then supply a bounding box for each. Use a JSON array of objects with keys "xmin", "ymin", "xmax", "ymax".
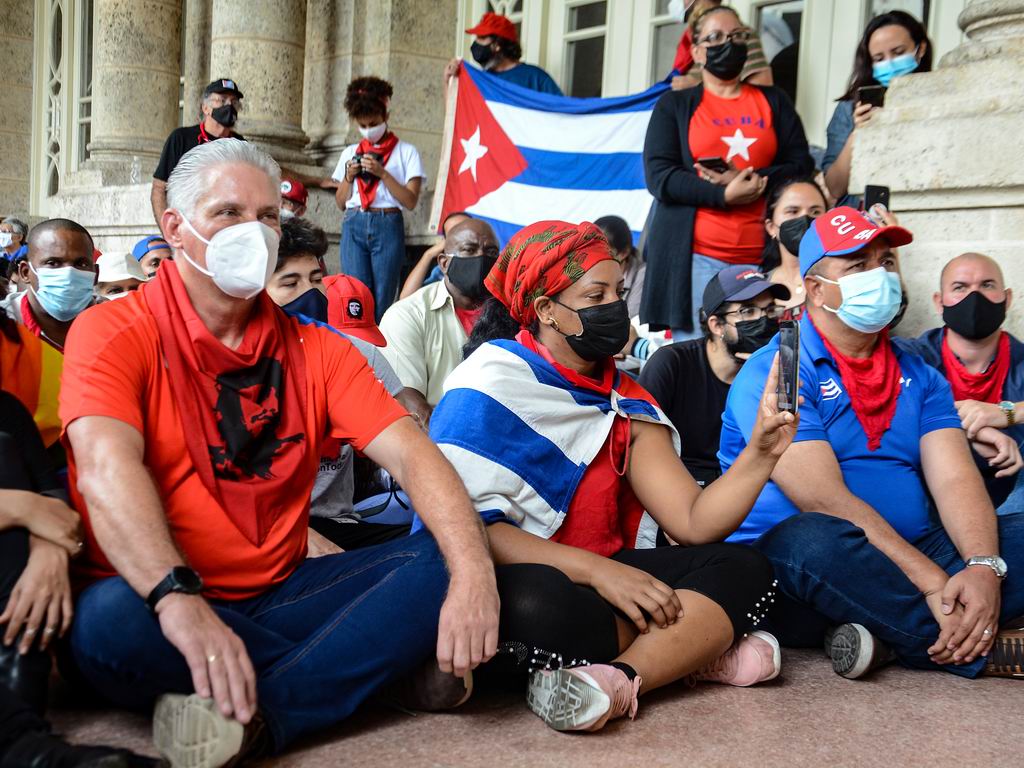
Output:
[
  {"xmin": 454, "ymin": 306, "xmax": 483, "ymax": 337},
  {"xmin": 689, "ymin": 85, "xmax": 777, "ymax": 263},
  {"xmin": 60, "ymin": 292, "xmax": 407, "ymax": 600}
]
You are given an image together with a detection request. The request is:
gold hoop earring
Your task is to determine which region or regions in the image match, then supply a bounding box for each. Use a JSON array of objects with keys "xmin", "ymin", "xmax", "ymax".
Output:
[{"xmin": 551, "ymin": 318, "xmax": 560, "ymax": 331}]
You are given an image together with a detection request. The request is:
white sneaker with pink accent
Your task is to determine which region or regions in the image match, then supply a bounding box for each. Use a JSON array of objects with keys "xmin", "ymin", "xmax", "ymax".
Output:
[
  {"xmin": 691, "ymin": 631, "xmax": 782, "ymax": 687},
  {"xmin": 527, "ymin": 664, "xmax": 641, "ymax": 732}
]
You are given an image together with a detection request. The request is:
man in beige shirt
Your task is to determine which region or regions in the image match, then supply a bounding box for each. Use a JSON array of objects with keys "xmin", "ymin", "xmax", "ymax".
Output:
[{"xmin": 380, "ymin": 220, "xmax": 499, "ymax": 425}]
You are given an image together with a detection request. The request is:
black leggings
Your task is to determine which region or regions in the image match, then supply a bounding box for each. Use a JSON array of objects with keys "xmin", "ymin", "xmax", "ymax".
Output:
[{"xmin": 486, "ymin": 542, "xmax": 775, "ymax": 680}]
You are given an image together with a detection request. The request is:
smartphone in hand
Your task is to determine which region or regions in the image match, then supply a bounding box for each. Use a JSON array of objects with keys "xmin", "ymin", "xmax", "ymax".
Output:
[
  {"xmin": 864, "ymin": 184, "xmax": 891, "ymax": 215},
  {"xmin": 696, "ymin": 156, "xmax": 730, "ymax": 174},
  {"xmin": 777, "ymin": 321, "xmax": 800, "ymax": 415},
  {"xmin": 857, "ymin": 85, "xmax": 886, "ymax": 109}
]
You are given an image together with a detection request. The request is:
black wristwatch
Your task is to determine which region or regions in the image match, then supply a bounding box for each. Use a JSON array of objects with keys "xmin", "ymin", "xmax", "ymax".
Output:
[{"xmin": 146, "ymin": 566, "xmax": 203, "ymax": 614}]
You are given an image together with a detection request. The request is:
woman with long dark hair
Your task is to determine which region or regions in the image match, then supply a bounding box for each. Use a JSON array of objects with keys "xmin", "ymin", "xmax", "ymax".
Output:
[
  {"xmin": 823, "ymin": 11, "xmax": 932, "ymax": 206},
  {"xmin": 594, "ymin": 215, "xmax": 645, "ymax": 318}
]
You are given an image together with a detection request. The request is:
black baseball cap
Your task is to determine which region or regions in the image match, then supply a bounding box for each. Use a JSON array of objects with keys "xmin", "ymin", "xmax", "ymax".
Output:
[
  {"xmin": 702, "ymin": 264, "xmax": 791, "ymax": 318},
  {"xmin": 203, "ymin": 78, "xmax": 244, "ymax": 99}
]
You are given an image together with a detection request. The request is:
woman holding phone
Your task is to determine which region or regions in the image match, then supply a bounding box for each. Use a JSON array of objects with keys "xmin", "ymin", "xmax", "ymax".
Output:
[
  {"xmin": 643, "ymin": 5, "xmax": 813, "ymax": 341},
  {"xmin": 823, "ymin": 11, "xmax": 932, "ymax": 206}
]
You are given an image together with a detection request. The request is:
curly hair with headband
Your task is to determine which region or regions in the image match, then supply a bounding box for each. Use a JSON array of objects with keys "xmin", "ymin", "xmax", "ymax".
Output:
[{"xmin": 344, "ymin": 76, "xmax": 393, "ymax": 120}]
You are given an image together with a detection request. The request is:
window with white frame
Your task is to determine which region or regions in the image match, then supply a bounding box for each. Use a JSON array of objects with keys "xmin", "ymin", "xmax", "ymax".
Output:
[
  {"xmin": 564, "ymin": 1, "xmax": 607, "ymax": 98},
  {"xmin": 75, "ymin": 0, "xmax": 93, "ymax": 167},
  {"xmin": 487, "ymin": 0, "xmax": 524, "ymax": 42}
]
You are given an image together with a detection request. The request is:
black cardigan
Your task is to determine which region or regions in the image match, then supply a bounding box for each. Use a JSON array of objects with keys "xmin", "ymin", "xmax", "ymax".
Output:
[{"xmin": 641, "ymin": 84, "xmax": 814, "ymax": 331}]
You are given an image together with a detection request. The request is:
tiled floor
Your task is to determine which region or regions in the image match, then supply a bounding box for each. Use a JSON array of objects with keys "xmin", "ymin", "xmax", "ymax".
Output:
[{"xmin": 50, "ymin": 649, "xmax": 1022, "ymax": 767}]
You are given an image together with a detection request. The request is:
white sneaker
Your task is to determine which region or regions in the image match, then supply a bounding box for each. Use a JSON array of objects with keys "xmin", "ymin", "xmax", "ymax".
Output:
[{"xmin": 153, "ymin": 694, "xmax": 245, "ymax": 768}]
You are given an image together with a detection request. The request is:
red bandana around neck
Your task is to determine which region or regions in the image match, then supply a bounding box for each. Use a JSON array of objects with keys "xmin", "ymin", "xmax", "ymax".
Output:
[
  {"xmin": 144, "ymin": 263, "xmax": 310, "ymax": 546},
  {"xmin": 355, "ymin": 131, "xmax": 400, "ymax": 210},
  {"xmin": 941, "ymin": 329, "xmax": 1010, "ymax": 404},
  {"xmin": 812, "ymin": 316, "xmax": 902, "ymax": 452}
]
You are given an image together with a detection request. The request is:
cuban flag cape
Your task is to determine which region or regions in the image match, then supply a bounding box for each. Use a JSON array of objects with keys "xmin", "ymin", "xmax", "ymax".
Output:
[
  {"xmin": 431, "ymin": 62, "xmax": 670, "ymax": 244},
  {"xmin": 426, "ymin": 339, "xmax": 681, "ymax": 549}
]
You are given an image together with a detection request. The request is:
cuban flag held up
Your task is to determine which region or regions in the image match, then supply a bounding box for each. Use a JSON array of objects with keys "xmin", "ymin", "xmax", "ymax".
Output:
[{"xmin": 431, "ymin": 62, "xmax": 670, "ymax": 245}]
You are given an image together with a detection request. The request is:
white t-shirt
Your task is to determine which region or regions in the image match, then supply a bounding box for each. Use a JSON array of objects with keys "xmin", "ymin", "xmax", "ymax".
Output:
[{"xmin": 331, "ymin": 139, "xmax": 426, "ymax": 210}]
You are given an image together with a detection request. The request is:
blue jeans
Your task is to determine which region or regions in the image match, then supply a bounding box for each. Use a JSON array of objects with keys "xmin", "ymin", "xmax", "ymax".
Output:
[
  {"xmin": 753, "ymin": 512, "xmax": 1024, "ymax": 678},
  {"xmin": 670, "ymin": 252, "xmax": 732, "ymax": 342},
  {"xmin": 69, "ymin": 531, "xmax": 448, "ymax": 751},
  {"xmin": 997, "ymin": 472, "xmax": 1024, "ymax": 515},
  {"xmin": 340, "ymin": 209, "xmax": 406, "ymax": 322}
]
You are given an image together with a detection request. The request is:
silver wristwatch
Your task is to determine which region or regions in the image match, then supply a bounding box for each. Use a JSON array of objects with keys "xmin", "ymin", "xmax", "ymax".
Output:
[{"xmin": 965, "ymin": 556, "xmax": 1008, "ymax": 579}]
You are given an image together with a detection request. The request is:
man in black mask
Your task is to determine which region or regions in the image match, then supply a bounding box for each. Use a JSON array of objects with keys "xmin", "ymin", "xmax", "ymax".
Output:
[
  {"xmin": 151, "ymin": 79, "xmax": 246, "ymax": 223},
  {"xmin": 896, "ymin": 252, "xmax": 1024, "ymax": 508},
  {"xmin": 380, "ymin": 219, "xmax": 500, "ymax": 425},
  {"xmin": 640, "ymin": 265, "xmax": 789, "ymax": 486},
  {"xmin": 444, "ymin": 12, "xmax": 562, "ymax": 96}
]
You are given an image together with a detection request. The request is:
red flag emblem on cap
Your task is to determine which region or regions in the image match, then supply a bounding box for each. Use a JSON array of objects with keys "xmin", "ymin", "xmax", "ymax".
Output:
[{"xmin": 440, "ymin": 65, "xmax": 527, "ymax": 217}]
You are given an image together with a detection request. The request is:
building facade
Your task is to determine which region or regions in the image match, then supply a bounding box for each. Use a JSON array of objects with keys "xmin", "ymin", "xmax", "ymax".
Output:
[{"xmin": 2, "ymin": 0, "xmax": 1021, "ymax": 335}]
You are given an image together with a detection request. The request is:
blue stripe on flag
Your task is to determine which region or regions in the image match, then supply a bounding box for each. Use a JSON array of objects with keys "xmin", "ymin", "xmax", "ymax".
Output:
[
  {"xmin": 487, "ymin": 339, "xmax": 613, "ymax": 412},
  {"xmin": 470, "ymin": 212, "xmax": 641, "ymax": 249},
  {"xmin": 514, "ymin": 148, "xmax": 645, "ymax": 191},
  {"xmin": 465, "ymin": 65, "xmax": 669, "ymax": 115},
  {"xmin": 430, "ymin": 387, "xmax": 586, "ymax": 514}
]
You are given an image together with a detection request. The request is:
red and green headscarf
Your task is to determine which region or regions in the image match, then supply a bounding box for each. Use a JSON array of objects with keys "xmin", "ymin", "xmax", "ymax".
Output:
[{"xmin": 485, "ymin": 220, "xmax": 614, "ymax": 327}]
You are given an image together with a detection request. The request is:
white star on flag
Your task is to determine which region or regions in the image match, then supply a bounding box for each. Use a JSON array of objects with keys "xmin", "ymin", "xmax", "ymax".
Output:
[
  {"xmin": 721, "ymin": 128, "xmax": 758, "ymax": 163},
  {"xmin": 458, "ymin": 126, "xmax": 489, "ymax": 182}
]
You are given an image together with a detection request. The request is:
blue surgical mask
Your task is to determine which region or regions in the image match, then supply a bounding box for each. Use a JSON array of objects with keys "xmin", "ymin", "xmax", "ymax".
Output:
[
  {"xmin": 29, "ymin": 263, "xmax": 95, "ymax": 322},
  {"xmin": 872, "ymin": 51, "xmax": 919, "ymax": 87},
  {"xmin": 813, "ymin": 267, "xmax": 902, "ymax": 334}
]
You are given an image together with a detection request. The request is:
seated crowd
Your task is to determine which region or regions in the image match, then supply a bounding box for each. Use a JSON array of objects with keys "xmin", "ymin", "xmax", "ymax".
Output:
[{"xmin": 1, "ymin": 7, "xmax": 1022, "ymax": 768}]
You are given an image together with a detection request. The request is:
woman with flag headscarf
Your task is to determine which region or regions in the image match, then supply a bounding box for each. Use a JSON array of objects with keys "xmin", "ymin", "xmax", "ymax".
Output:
[
  {"xmin": 332, "ymin": 77, "xmax": 426, "ymax": 321},
  {"xmin": 429, "ymin": 220, "xmax": 798, "ymax": 733}
]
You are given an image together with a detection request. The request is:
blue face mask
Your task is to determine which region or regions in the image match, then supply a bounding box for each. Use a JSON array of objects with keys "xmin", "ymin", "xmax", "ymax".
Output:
[
  {"xmin": 281, "ymin": 287, "xmax": 328, "ymax": 324},
  {"xmin": 814, "ymin": 267, "xmax": 902, "ymax": 334},
  {"xmin": 29, "ymin": 263, "xmax": 95, "ymax": 322},
  {"xmin": 872, "ymin": 51, "xmax": 919, "ymax": 87}
]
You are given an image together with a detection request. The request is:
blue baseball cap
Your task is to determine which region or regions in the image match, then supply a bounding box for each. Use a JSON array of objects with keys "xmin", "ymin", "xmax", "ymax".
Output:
[
  {"xmin": 799, "ymin": 206, "xmax": 913, "ymax": 277},
  {"xmin": 702, "ymin": 264, "xmax": 790, "ymax": 317},
  {"xmin": 132, "ymin": 235, "xmax": 171, "ymax": 261}
]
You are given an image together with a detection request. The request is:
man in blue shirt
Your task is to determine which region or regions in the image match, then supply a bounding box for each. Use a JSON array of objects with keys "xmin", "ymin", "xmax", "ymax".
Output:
[
  {"xmin": 895, "ymin": 253, "xmax": 1024, "ymax": 510},
  {"xmin": 719, "ymin": 207, "xmax": 1024, "ymax": 681},
  {"xmin": 445, "ymin": 12, "xmax": 563, "ymax": 96}
]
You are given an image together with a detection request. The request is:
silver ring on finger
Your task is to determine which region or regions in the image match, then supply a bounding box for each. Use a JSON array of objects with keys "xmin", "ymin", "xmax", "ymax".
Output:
[
  {"xmin": 983, "ymin": 628, "xmax": 993, "ymax": 636},
  {"xmin": 43, "ymin": 627, "xmax": 56, "ymax": 637},
  {"xmin": 207, "ymin": 654, "xmax": 219, "ymax": 664},
  {"xmin": 24, "ymin": 627, "xmax": 37, "ymax": 637}
]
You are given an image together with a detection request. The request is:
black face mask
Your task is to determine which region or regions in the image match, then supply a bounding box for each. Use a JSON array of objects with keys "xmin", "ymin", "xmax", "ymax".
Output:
[
  {"xmin": 554, "ymin": 299, "xmax": 631, "ymax": 362},
  {"xmin": 211, "ymin": 103, "xmax": 238, "ymax": 128},
  {"xmin": 778, "ymin": 215, "xmax": 814, "ymax": 258},
  {"xmin": 446, "ymin": 255, "xmax": 497, "ymax": 302},
  {"xmin": 471, "ymin": 41, "xmax": 496, "ymax": 68},
  {"xmin": 281, "ymin": 288, "xmax": 328, "ymax": 324},
  {"xmin": 943, "ymin": 291, "xmax": 1007, "ymax": 340},
  {"xmin": 726, "ymin": 316, "xmax": 779, "ymax": 357},
  {"xmin": 703, "ymin": 41, "xmax": 748, "ymax": 81}
]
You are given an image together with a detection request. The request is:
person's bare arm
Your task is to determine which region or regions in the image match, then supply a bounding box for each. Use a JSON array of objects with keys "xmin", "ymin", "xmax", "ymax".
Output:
[
  {"xmin": 150, "ymin": 180, "xmax": 168, "ymax": 226},
  {"xmin": 361, "ymin": 155, "xmax": 422, "ymax": 211},
  {"xmin": 0, "ymin": 490, "xmax": 81, "ymax": 553},
  {"xmin": 396, "ymin": 387, "xmax": 433, "ymax": 429},
  {"xmin": 400, "ymin": 241, "xmax": 445, "ymax": 300},
  {"xmin": 67, "ymin": 415, "xmax": 257, "ymax": 723},
  {"xmin": 334, "ymin": 159, "xmax": 358, "ymax": 212},
  {"xmin": 362, "ymin": 417, "xmax": 499, "ymax": 677},
  {"xmin": 920, "ymin": 427, "xmax": 1001, "ymax": 663},
  {"xmin": 824, "ymin": 102, "xmax": 876, "ymax": 201},
  {"xmin": 279, "ymin": 165, "xmax": 337, "ymax": 190}
]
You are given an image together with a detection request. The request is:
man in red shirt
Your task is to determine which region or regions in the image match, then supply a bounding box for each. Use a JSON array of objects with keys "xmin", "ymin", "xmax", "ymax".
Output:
[{"xmin": 62, "ymin": 139, "xmax": 499, "ymax": 767}]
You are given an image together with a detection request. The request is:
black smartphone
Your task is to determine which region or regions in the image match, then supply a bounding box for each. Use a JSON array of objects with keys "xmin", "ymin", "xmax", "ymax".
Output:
[
  {"xmin": 864, "ymin": 184, "xmax": 891, "ymax": 213},
  {"xmin": 696, "ymin": 156, "xmax": 729, "ymax": 174},
  {"xmin": 857, "ymin": 85, "xmax": 886, "ymax": 108},
  {"xmin": 777, "ymin": 320, "xmax": 799, "ymax": 415}
]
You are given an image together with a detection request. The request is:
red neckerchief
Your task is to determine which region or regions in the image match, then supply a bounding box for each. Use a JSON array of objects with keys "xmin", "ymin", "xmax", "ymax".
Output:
[
  {"xmin": 20, "ymin": 294, "xmax": 41, "ymax": 338},
  {"xmin": 198, "ymin": 122, "xmax": 211, "ymax": 143},
  {"xmin": 143, "ymin": 263, "xmax": 310, "ymax": 546},
  {"xmin": 355, "ymin": 132, "xmax": 400, "ymax": 210},
  {"xmin": 516, "ymin": 329, "xmax": 615, "ymax": 395},
  {"xmin": 941, "ymin": 329, "xmax": 1010, "ymax": 404},
  {"xmin": 811, "ymin": 315, "xmax": 902, "ymax": 452}
]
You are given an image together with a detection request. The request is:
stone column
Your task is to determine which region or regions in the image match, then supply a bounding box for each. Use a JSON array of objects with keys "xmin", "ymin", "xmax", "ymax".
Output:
[
  {"xmin": 209, "ymin": 0, "xmax": 308, "ymax": 164},
  {"xmin": 181, "ymin": 0, "xmax": 213, "ymax": 125},
  {"xmin": 0, "ymin": 0, "xmax": 34, "ymax": 216},
  {"xmin": 851, "ymin": 0, "xmax": 1024, "ymax": 336},
  {"xmin": 87, "ymin": 0, "xmax": 183, "ymax": 177}
]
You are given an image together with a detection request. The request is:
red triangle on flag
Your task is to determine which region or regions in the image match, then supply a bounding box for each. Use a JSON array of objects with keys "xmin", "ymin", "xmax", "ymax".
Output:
[{"xmin": 437, "ymin": 64, "xmax": 528, "ymax": 223}]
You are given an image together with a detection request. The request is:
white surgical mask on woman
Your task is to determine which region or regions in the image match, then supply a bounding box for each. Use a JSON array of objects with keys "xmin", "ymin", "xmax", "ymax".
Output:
[{"xmin": 358, "ymin": 122, "xmax": 387, "ymax": 143}]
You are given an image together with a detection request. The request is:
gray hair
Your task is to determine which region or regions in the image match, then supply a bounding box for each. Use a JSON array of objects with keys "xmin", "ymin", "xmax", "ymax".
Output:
[
  {"xmin": 1, "ymin": 217, "xmax": 28, "ymax": 238},
  {"xmin": 166, "ymin": 139, "xmax": 280, "ymax": 218}
]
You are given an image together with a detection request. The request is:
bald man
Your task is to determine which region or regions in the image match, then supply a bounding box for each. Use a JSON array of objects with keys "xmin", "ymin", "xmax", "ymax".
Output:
[
  {"xmin": 380, "ymin": 219, "xmax": 500, "ymax": 426},
  {"xmin": 0, "ymin": 219, "xmax": 97, "ymax": 350},
  {"xmin": 896, "ymin": 253, "xmax": 1024, "ymax": 508}
]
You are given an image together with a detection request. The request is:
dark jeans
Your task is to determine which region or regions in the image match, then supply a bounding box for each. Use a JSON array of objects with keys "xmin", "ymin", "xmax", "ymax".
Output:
[
  {"xmin": 340, "ymin": 209, "xmax": 406, "ymax": 322},
  {"xmin": 69, "ymin": 530, "xmax": 448, "ymax": 751},
  {"xmin": 753, "ymin": 511, "xmax": 1024, "ymax": 678}
]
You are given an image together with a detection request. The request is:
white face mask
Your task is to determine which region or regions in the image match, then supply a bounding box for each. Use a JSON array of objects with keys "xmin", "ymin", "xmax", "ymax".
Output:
[
  {"xmin": 178, "ymin": 216, "xmax": 280, "ymax": 300},
  {"xmin": 358, "ymin": 122, "xmax": 387, "ymax": 143},
  {"xmin": 0, "ymin": 232, "xmax": 12, "ymax": 248}
]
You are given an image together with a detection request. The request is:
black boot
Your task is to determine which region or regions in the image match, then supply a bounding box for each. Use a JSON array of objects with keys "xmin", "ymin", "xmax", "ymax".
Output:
[
  {"xmin": 0, "ymin": 637, "xmax": 51, "ymax": 716},
  {"xmin": 0, "ymin": 731, "xmax": 166, "ymax": 768}
]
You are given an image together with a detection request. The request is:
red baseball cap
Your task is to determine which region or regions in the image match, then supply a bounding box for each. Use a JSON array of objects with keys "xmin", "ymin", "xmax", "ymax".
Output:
[
  {"xmin": 466, "ymin": 12, "xmax": 517, "ymax": 42},
  {"xmin": 324, "ymin": 274, "xmax": 386, "ymax": 347},
  {"xmin": 280, "ymin": 179, "xmax": 308, "ymax": 206},
  {"xmin": 799, "ymin": 206, "xmax": 913, "ymax": 277}
]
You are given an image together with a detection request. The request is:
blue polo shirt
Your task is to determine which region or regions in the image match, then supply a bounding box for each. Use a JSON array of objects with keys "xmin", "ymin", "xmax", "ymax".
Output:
[
  {"xmin": 895, "ymin": 327, "xmax": 1024, "ymax": 506},
  {"xmin": 719, "ymin": 315, "xmax": 963, "ymax": 544}
]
